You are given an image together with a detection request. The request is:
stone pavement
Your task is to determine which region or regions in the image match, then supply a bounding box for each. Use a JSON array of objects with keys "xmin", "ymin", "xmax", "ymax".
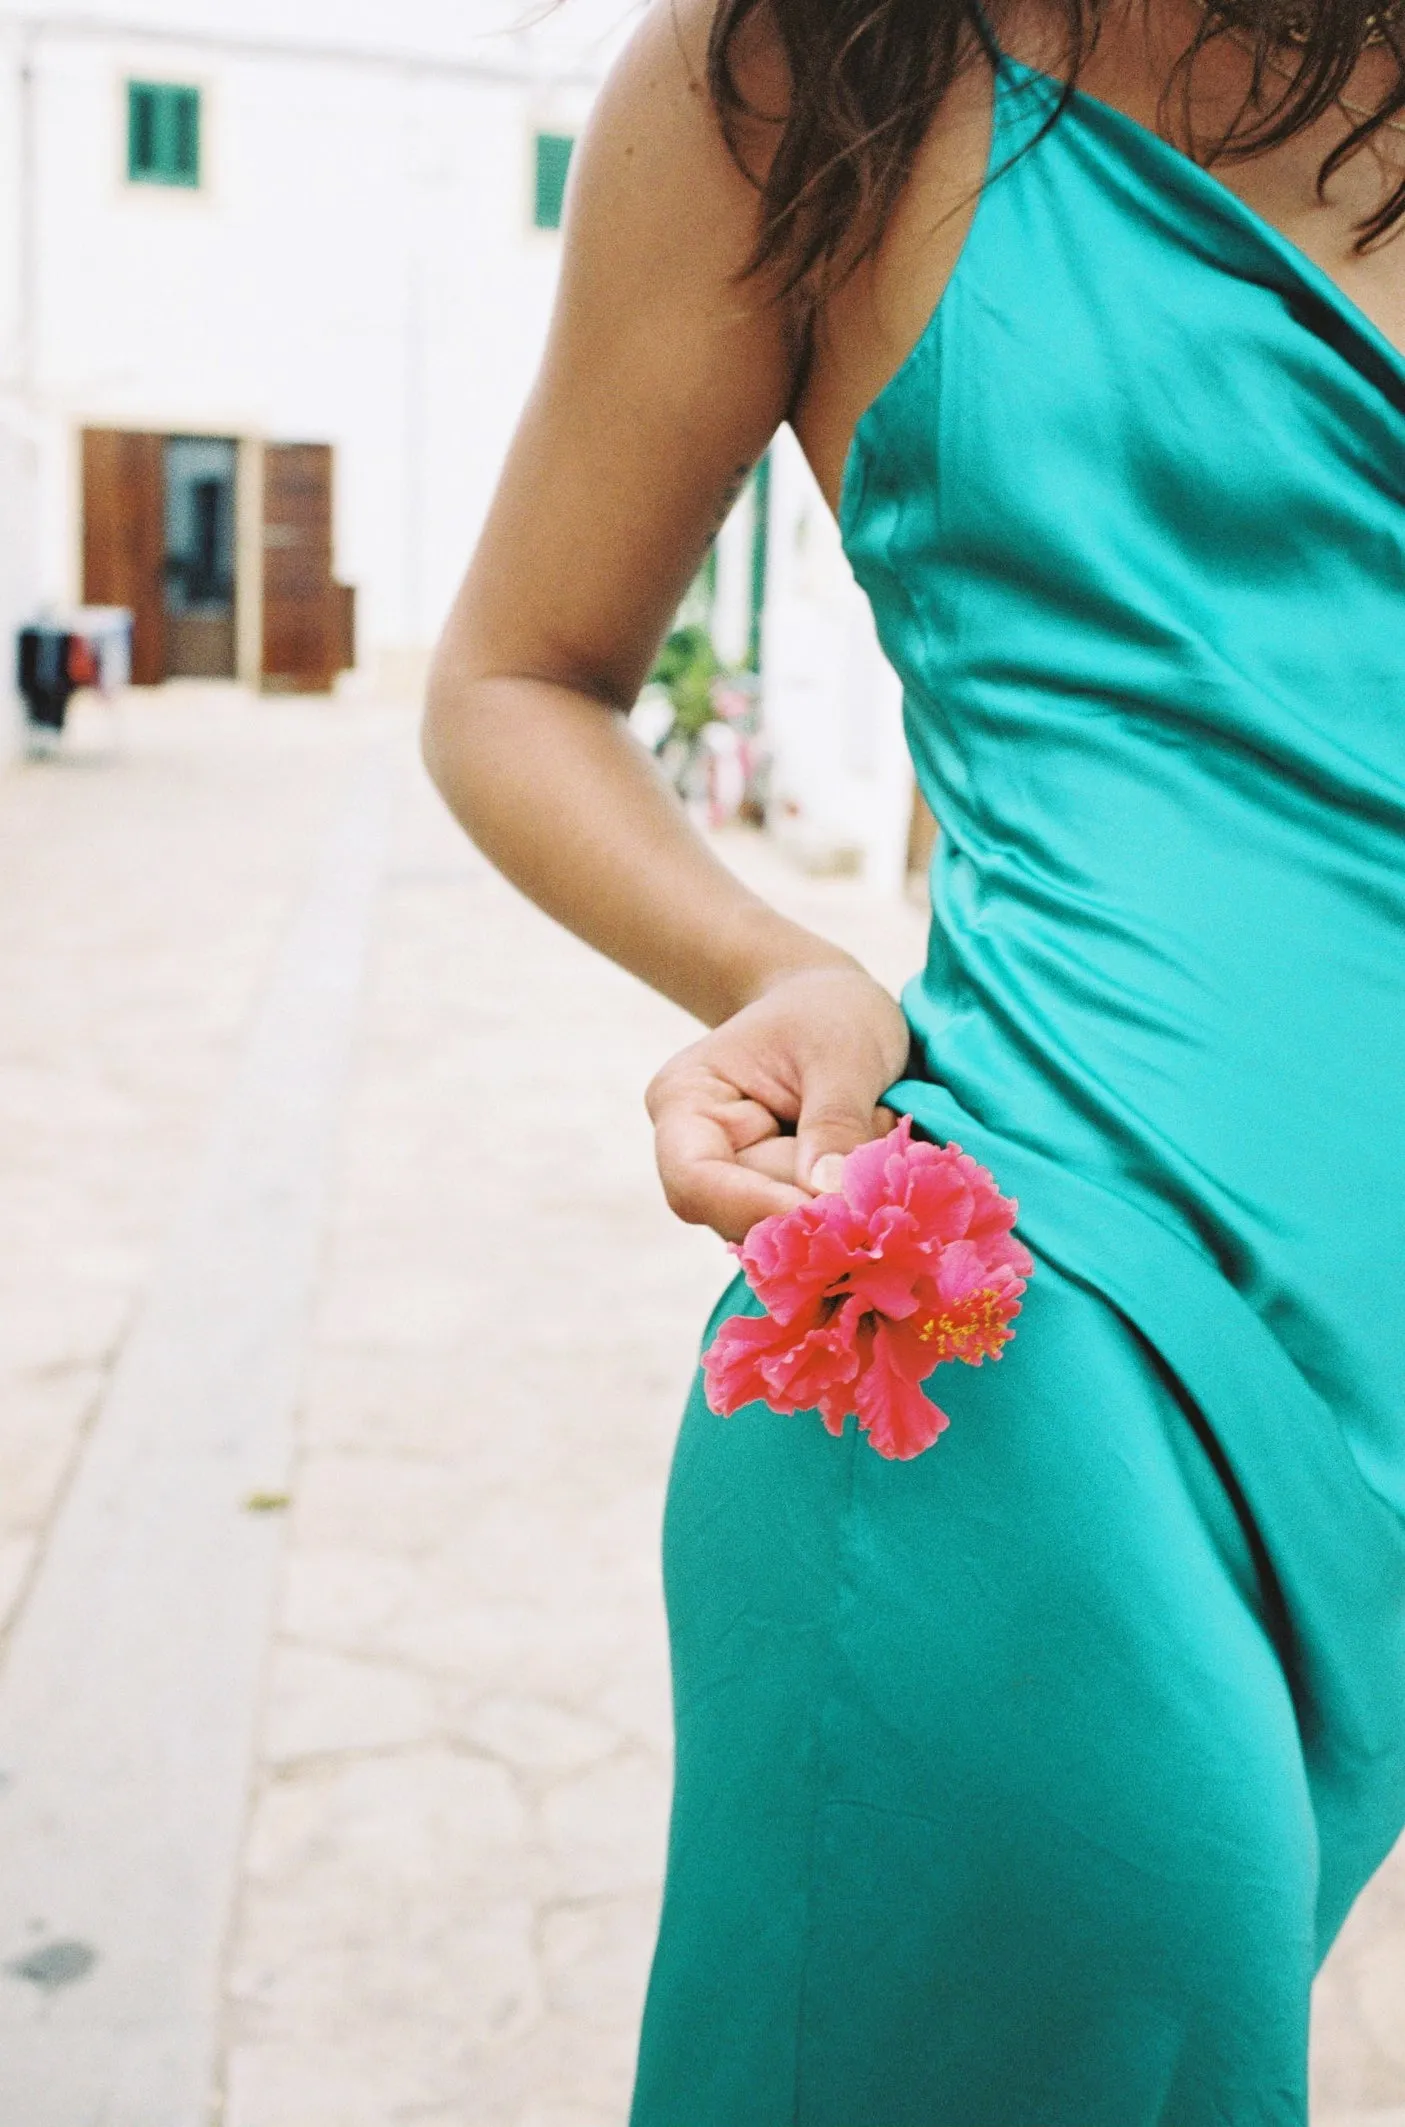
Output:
[{"xmin": 0, "ymin": 686, "xmax": 1399, "ymax": 2125}]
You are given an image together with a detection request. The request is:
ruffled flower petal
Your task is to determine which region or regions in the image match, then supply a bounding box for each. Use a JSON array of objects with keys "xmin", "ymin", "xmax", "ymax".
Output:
[
  {"xmin": 855, "ymin": 1324, "xmax": 951, "ymax": 1460},
  {"xmin": 737, "ymin": 1193, "xmax": 868, "ymax": 1325},
  {"xmin": 701, "ymin": 1113, "xmax": 1032, "ymax": 1461},
  {"xmin": 701, "ymin": 1305, "xmax": 819, "ymax": 1416}
]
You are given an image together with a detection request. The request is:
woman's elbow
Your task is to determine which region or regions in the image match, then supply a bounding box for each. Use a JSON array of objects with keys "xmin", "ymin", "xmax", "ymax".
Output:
[
  {"xmin": 419, "ymin": 655, "xmax": 454, "ymax": 802},
  {"xmin": 420, "ymin": 630, "xmax": 484, "ymax": 815}
]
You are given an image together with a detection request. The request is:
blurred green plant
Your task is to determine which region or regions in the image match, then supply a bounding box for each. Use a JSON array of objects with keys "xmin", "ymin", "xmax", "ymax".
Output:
[
  {"xmin": 632, "ymin": 622, "xmax": 765, "ymax": 824},
  {"xmin": 650, "ymin": 625, "xmax": 721, "ymax": 742}
]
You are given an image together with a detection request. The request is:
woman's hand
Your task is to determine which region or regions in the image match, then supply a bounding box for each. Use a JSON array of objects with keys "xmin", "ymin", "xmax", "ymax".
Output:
[{"xmin": 646, "ymin": 965, "xmax": 911, "ymax": 1243}]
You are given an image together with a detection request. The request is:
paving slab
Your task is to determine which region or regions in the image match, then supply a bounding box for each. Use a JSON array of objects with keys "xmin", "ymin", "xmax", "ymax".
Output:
[{"xmin": 0, "ymin": 691, "xmax": 387, "ymax": 1650}]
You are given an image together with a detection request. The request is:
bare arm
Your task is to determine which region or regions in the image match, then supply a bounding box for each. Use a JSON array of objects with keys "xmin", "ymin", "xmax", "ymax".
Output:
[{"xmin": 423, "ymin": 0, "xmax": 909, "ymax": 1238}]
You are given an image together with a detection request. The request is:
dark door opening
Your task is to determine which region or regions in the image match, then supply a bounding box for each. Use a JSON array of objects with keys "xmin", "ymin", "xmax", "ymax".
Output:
[{"xmin": 163, "ymin": 437, "xmax": 237, "ymax": 678}]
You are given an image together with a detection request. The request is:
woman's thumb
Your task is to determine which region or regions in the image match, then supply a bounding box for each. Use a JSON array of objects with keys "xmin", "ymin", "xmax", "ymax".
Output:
[{"xmin": 796, "ymin": 1082, "xmax": 884, "ymax": 1194}]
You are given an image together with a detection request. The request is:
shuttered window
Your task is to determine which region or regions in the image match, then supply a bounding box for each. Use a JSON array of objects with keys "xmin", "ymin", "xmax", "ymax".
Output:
[
  {"xmin": 127, "ymin": 83, "xmax": 201, "ymax": 187},
  {"xmin": 533, "ymin": 132, "xmax": 574, "ymax": 230}
]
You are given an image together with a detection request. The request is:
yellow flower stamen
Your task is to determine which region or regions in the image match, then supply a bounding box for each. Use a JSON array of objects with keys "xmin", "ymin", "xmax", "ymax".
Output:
[{"xmin": 913, "ymin": 1288, "xmax": 1013, "ymax": 1363}]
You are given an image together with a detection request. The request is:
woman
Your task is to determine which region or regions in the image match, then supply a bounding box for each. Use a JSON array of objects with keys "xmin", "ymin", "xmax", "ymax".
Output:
[{"xmin": 423, "ymin": 0, "xmax": 1405, "ymax": 2113}]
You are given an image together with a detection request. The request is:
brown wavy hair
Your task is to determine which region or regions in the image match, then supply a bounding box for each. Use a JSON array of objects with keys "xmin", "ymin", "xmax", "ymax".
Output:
[{"xmin": 706, "ymin": 0, "xmax": 1405, "ymax": 300}]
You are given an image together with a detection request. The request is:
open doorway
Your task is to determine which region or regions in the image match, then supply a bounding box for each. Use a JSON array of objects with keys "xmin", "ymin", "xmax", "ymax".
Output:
[
  {"xmin": 162, "ymin": 437, "xmax": 237, "ymax": 678},
  {"xmin": 81, "ymin": 427, "xmax": 355, "ymax": 692}
]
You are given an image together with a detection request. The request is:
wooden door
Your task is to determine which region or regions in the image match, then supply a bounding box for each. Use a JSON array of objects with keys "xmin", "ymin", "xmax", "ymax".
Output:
[
  {"xmin": 261, "ymin": 443, "xmax": 340, "ymax": 692},
  {"xmin": 333, "ymin": 581, "xmax": 356, "ymax": 674},
  {"xmin": 82, "ymin": 429, "xmax": 166, "ymax": 684}
]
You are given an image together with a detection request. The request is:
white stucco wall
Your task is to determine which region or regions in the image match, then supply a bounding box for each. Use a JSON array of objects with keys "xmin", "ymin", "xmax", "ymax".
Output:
[
  {"xmin": 0, "ymin": 20, "xmax": 23, "ymax": 379},
  {"xmin": 8, "ymin": 0, "xmax": 633, "ymax": 670},
  {"xmin": 760, "ymin": 426, "xmax": 914, "ymax": 893},
  {"xmin": 0, "ymin": 400, "xmax": 38, "ymax": 756},
  {"xmin": 12, "ymin": 0, "xmax": 630, "ymax": 74},
  {"xmin": 0, "ymin": 18, "xmax": 36, "ymax": 756}
]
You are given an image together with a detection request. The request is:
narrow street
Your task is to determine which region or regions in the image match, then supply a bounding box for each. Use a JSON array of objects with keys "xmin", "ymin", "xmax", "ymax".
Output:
[{"xmin": 0, "ymin": 689, "xmax": 1399, "ymax": 2126}]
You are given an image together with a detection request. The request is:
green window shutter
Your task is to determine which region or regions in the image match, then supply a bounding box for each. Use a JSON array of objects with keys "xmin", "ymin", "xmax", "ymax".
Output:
[
  {"xmin": 127, "ymin": 82, "xmax": 201, "ymax": 187},
  {"xmin": 170, "ymin": 88, "xmax": 200, "ymax": 182},
  {"xmin": 129, "ymin": 84, "xmax": 158, "ymax": 176},
  {"xmin": 533, "ymin": 132, "xmax": 574, "ymax": 231}
]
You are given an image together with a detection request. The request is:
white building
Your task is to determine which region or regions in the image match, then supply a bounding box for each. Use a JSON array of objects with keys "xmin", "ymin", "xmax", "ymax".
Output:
[
  {"xmin": 0, "ymin": 0, "xmax": 628, "ymax": 700},
  {"xmin": 0, "ymin": 0, "xmax": 915, "ymax": 886},
  {"xmin": 0, "ymin": 390, "xmax": 39, "ymax": 757}
]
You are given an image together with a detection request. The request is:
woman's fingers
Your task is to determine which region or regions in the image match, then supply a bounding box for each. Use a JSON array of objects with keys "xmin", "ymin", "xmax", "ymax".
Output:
[
  {"xmin": 646, "ymin": 1054, "xmax": 780, "ymax": 1148},
  {"xmin": 652, "ymin": 1110, "xmax": 807, "ymax": 1237},
  {"xmin": 653, "ymin": 1094, "xmax": 894, "ymax": 1237},
  {"xmin": 649, "ymin": 1076, "xmax": 805, "ymax": 1238},
  {"xmin": 733, "ymin": 1136, "xmax": 803, "ymax": 1184},
  {"xmin": 646, "ymin": 967, "xmax": 912, "ymax": 1241},
  {"xmin": 664, "ymin": 1157, "xmax": 809, "ymax": 1243}
]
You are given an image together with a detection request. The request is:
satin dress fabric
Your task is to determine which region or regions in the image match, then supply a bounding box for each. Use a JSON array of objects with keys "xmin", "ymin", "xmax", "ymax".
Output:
[{"xmin": 629, "ymin": 51, "xmax": 1405, "ymax": 2127}]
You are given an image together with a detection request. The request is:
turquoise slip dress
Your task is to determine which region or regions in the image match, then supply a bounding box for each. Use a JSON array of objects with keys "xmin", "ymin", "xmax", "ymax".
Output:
[{"xmin": 629, "ymin": 44, "xmax": 1405, "ymax": 2127}]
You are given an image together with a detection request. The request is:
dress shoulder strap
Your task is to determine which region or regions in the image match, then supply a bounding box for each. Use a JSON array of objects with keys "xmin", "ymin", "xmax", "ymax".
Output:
[
  {"xmin": 967, "ymin": 7, "xmax": 1075, "ymax": 162},
  {"xmin": 967, "ymin": 0, "xmax": 1008, "ymax": 72}
]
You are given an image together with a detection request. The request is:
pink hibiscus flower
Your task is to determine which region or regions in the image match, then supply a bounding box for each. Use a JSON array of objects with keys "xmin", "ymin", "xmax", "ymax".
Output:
[{"xmin": 701, "ymin": 1116, "xmax": 1033, "ymax": 1460}]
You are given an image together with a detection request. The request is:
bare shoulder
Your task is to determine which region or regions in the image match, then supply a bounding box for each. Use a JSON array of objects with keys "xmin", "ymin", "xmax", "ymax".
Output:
[{"xmin": 561, "ymin": 0, "xmax": 795, "ymax": 343}]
